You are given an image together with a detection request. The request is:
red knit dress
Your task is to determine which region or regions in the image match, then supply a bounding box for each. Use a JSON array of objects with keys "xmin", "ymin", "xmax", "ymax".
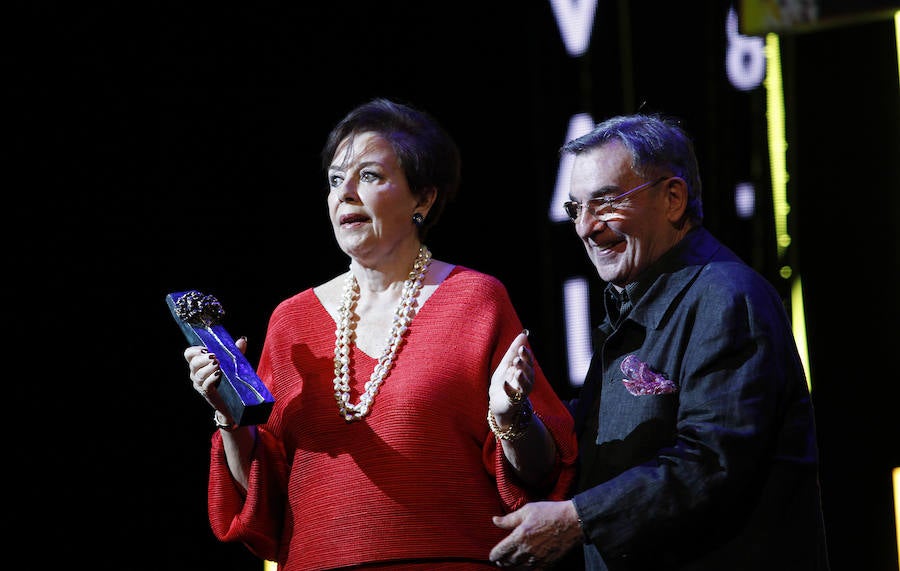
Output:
[{"xmin": 207, "ymin": 266, "xmax": 578, "ymax": 570}]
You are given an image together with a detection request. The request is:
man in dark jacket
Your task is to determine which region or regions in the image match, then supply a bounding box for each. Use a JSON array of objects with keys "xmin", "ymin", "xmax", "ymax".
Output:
[{"xmin": 489, "ymin": 113, "xmax": 829, "ymax": 570}]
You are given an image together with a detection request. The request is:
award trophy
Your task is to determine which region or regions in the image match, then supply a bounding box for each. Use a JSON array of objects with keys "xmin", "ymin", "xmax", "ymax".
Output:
[{"xmin": 166, "ymin": 290, "xmax": 274, "ymax": 426}]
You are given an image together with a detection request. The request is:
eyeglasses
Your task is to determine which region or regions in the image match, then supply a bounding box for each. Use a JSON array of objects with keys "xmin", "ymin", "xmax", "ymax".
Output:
[{"xmin": 562, "ymin": 176, "xmax": 669, "ymax": 222}]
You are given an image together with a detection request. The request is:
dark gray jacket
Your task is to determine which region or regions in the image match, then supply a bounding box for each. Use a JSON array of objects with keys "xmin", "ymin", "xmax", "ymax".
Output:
[{"xmin": 570, "ymin": 227, "xmax": 829, "ymax": 570}]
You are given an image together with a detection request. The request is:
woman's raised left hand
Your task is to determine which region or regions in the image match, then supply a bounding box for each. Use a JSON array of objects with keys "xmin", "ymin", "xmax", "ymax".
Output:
[{"xmin": 488, "ymin": 330, "xmax": 534, "ymax": 419}]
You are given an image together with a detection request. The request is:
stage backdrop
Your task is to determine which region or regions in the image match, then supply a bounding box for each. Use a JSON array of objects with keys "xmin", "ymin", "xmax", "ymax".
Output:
[{"xmin": 8, "ymin": 2, "xmax": 898, "ymax": 569}]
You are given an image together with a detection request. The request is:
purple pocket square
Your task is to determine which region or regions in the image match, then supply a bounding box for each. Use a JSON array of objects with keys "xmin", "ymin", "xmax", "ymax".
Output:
[{"xmin": 620, "ymin": 354, "xmax": 678, "ymax": 396}]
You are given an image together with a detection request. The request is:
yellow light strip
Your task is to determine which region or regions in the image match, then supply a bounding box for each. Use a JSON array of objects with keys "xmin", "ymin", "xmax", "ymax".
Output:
[
  {"xmin": 265, "ymin": 560, "xmax": 276, "ymax": 571},
  {"xmin": 895, "ymin": 11, "xmax": 900, "ymax": 81},
  {"xmin": 764, "ymin": 33, "xmax": 791, "ymax": 261},
  {"xmin": 895, "ymin": 467, "xmax": 900, "ymax": 569},
  {"xmin": 790, "ymin": 276, "xmax": 811, "ymax": 391},
  {"xmin": 893, "ymin": 12, "xmax": 899, "ymax": 568},
  {"xmin": 763, "ymin": 32, "xmax": 811, "ymax": 391}
]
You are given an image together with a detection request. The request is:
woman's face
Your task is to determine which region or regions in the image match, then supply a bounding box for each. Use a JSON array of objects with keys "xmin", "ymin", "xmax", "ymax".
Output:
[{"xmin": 327, "ymin": 131, "xmax": 422, "ymax": 265}]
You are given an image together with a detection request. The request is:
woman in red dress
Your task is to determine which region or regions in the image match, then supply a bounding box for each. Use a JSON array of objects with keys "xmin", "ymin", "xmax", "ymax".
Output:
[{"xmin": 183, "ymin": 98, "xmax": 577, "ymax": 570}]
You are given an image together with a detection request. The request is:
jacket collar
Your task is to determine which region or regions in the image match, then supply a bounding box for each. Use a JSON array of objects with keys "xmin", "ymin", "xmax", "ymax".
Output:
[{"xmin": 601, "ymin": 227, "xmax": 727, "ymax": 332}]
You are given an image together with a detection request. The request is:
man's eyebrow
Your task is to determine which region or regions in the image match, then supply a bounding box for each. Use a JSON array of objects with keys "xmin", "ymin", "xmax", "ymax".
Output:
[
  {"xmin": 568, "ymin": 185, "xmax": 617, "ymax": 202},
  {"xmin": 586, "ymin": 185, "xmax": 619, "ymax": 198}
]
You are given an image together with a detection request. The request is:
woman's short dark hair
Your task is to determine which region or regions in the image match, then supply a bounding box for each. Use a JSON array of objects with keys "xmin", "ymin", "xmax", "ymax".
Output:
[{"xmin": 322, "ymin": 98, "xmax": 461, "ymax": 239}]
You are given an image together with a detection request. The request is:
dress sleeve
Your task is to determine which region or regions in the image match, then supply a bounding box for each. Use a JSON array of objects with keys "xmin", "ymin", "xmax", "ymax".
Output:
[
  {"xmin": 207, "ymin": 426, "xmax": 289, "ymax": 561},
  {"xmin": 478, "ymin": 278, "xmax": 578, "ymax": 511},
  {"xmin": 485, "ymin": 364, "xmax": 579, "ymax": 510}
]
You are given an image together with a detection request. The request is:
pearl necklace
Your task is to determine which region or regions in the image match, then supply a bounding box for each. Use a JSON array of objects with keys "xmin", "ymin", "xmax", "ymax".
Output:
[{"xmin": 333, "ymin": 245, "xmax": 432, "ymax": 421}]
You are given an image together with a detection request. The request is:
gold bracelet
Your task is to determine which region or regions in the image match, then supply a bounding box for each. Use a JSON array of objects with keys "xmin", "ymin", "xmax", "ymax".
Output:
[
  {"xmin": 487, "ymin": 399, "xmax": 533, "ymax": 441},
  {"xmin": 213, "ymin": 410, "xmax": 238, "ymax": 432}
]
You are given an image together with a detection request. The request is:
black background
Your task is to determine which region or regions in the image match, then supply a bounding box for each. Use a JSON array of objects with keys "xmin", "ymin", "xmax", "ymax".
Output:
[{"xmin": 7, "ymin": 2, "xmax": 899, "ymax": 569}]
